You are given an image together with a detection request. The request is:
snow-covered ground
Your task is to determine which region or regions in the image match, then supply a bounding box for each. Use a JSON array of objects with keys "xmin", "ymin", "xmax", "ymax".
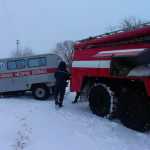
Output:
[{"xmin": 0, "ymin": 91, "xmax": 150, "ymax": 150}]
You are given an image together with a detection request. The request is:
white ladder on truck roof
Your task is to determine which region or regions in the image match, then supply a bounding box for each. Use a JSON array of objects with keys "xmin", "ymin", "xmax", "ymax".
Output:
[{"xmin": 77, "ymin": 22, "xmax": 150, "ymax": 43}]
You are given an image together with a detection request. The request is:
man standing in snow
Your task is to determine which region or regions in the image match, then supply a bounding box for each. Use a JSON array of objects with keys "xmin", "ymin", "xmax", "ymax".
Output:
[{"xmin": 54, "ymin": 61, "xmax": 70, "ymax": 107}]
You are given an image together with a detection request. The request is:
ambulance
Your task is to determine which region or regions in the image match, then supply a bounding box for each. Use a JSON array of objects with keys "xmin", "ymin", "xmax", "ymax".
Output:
[{"xmin": 0, "ymin": 53, "xmax": 61, "ymax": 100}]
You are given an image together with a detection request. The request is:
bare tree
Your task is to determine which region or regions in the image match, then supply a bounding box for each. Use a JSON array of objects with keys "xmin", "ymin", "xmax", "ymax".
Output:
[
  {"xmin": 120, "ymin": 17, "xmax": 144, "ymax": 31},
  {"xmin": 107, "ymin": 17, "xmax": 146, "ymax": 33},
  {"xmin": 54, "ymin": 40, "xmax": 74, "ymax": 69},
  {"xmin": 11, "ymin": 47, "xmax": 34, "ymax": 58}
]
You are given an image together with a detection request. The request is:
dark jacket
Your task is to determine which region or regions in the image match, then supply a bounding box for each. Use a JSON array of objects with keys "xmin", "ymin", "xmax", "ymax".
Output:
[{"xmin": 54, "ymin": 61, "xmax": 70, "ymax": 88}]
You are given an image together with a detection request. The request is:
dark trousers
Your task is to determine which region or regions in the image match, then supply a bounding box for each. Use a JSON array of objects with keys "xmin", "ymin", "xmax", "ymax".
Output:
[
  {"xmin": 54, "ymin": 86, "xmax": 66, "ymax": 104},
  {"xmin": 74, "ymin": 92, "xmax": 81, "ymax": 102}
]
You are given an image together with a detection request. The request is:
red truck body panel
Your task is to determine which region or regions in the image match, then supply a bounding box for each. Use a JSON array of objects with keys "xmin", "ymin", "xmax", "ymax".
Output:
[{"xmin": 71, "ymin": 26, "xmax": 150, "ymax": 95}]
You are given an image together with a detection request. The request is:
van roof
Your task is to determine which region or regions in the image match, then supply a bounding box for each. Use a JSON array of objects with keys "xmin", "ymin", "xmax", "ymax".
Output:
[{"xmin": 0, "ymin": 53, "xmax": 60, "ymax": 61}]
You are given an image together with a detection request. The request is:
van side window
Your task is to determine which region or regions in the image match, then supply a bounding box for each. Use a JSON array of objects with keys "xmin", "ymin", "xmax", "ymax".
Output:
[
  {"xmin": 7, "ymin": 59, "xmax": 26, "ymax": 70},
  {"xmin": 7, "ymin": 61, "xmax": 16, "ymax": 70},
  {"xmin": 0, "ymin": 62, "xmax": 6, "ymax": 71},
  {"xmin": 16, "ymin": 60, "xmax": 26, "ymax": 69},
  {"xmin": 28, "ymin": 57, "xmax": 46, "ymax": 68}
]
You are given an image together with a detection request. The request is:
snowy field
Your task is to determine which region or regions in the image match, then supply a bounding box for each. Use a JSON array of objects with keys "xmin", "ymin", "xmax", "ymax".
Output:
[{"xmin": 0, "ymin": 91, "xmax": 150, "ymax": 150}]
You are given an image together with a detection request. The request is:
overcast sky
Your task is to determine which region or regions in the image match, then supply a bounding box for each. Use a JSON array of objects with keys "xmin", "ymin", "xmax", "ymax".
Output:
[{"xmin": 0, "ymin": 0, "xmax": 149, "ymax": 58}]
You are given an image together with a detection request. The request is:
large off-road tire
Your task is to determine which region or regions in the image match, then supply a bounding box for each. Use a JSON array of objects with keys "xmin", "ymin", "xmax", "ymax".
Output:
[
  {"xmin": 119, "ymin": 92, "xmax": 150, "ymax": 132},
  {"xmin": 32, "ymin": 85, "xmax": 50, "ymax": 100},
  {"xmin": 89, "ymin": 84, "xmax": 113, "ymax": 117}
]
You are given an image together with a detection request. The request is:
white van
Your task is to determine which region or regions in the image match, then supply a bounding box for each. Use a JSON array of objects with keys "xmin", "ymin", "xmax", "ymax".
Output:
[{"xmin": 0, "ymin": 53, "xmax": 62, "ymax": 100}]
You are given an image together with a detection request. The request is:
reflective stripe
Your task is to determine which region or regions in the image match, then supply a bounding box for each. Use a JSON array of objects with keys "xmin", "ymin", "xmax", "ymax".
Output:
[
  {"xmin": 98, "ymin": 49, "xmax": 144, "ymax": 54},
  {"xmin": 72, "ymin": 60, "xmax": 110, "ymax": 68},
  {"xmin": 0, "ymin": 68, "xmax": 57, "ymax": 79}
]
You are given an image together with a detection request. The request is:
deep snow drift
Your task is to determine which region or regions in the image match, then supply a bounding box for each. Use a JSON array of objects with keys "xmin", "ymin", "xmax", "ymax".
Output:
[{"xmin": 0, "ymin": 91, "xmax": 150, "ymax": 150}]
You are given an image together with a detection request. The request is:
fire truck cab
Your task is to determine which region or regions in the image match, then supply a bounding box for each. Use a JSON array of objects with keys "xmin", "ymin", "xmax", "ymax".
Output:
[
  {"xmin": 71, "ymin": 24, "xmax": 150, "ymax": 132},
  {"xmin": 0, "ymin": 53, "xmax": 62, "ymax": 100}
]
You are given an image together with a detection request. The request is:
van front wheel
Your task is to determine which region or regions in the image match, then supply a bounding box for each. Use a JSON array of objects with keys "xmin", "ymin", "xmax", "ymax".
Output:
[{"xmin": 32, "ymin": 85, "xmax": 50, "ymax": 100}]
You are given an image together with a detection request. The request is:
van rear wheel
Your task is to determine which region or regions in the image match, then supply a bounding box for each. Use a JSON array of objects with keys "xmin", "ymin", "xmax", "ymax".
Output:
[{"xmin": 32, "ymin": 85, "xmax": 50, "ymax": 100}]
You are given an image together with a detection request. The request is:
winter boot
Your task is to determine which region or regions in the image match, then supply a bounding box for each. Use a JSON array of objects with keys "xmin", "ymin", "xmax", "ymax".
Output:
[
  {"xmin": 58, "ymin": 103, "xmax": 63, "ymax": 108},
  {"xmin": 72, "ymin": 100, "xmax": 77, "ymax": 104}
]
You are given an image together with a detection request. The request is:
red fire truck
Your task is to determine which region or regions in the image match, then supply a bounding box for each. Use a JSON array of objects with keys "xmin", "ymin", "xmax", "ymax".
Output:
[{"xmin": 71, "ymin": 24, "xmax": 150, "ymax": 132}]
